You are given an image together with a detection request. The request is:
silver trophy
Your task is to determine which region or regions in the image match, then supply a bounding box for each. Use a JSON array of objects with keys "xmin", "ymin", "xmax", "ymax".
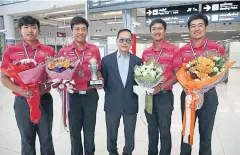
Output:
[{"xmin": 88, "ymin": 58, "xmax": 103, "ymax": 88}]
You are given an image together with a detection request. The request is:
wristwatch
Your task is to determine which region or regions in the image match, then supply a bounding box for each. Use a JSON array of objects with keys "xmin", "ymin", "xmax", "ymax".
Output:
[
  {"xmin": 158, "ymin": 84, "xmax": 163, "ymax": 91},
  {"xmin": 42, "ymin": 83, "xmax": 47, "ymax": 90}
]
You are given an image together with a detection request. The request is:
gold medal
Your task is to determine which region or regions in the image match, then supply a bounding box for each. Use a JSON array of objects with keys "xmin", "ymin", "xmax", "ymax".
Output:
[{"xmin": 78, "ymin": 70, "xmax": 84, "ymax": 78}]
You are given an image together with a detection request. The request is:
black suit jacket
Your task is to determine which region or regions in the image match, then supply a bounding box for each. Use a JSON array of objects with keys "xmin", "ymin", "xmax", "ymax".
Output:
[{"xmin": 101, "ymin": 51, "xmax": 142, "ymax": 114}]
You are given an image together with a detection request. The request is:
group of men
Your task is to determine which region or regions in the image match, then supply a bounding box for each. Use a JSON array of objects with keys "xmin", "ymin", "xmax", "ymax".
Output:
[{"xmin": 1, "ymin": 12, "xmax": 226, "ymax": 155}]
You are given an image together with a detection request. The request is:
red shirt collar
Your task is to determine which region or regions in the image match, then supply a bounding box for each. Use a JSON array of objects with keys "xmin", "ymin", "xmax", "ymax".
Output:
[
  {"xmin": 70, "ymin": 41, "xmax": 89, "ymax": 51},
  {"xmin": 152, "ymin": 40, "xmax": 168, "ymax": 52},
  {"xmin": 190, "ymin": 37, "xmax": 208, "ymax": 49},
  {"xmin": 22, "ymin": 40, "xmax": 41, "ymax": 49}
]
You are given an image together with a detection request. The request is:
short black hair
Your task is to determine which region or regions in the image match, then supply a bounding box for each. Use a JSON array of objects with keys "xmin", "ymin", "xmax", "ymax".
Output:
[
  {"xmin": 150, "ymin": 18, "xmax": 167, "ymax": 31},
  {"xmin": 70, "ymin": 16, "xmax": 89, "ymax": 30},
  {"xmin": 18, "ymin": 16, "xmax": 40, "ymax": 30},
  {"xmin": 117, "ymin": 29, "xmax": 133, "ymax": 38},
  {"xmin": 187, "ymin": 13, "xmax": 208, "ymax": 28}
]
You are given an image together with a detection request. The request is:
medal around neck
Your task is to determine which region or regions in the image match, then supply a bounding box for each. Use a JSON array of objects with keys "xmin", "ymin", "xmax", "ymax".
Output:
[
  {"xmin": 88, "ymin": 58, "xmax": 103, "ymax": 88},
  {"xmin": 78, "ymin": 70, "xmax": 84, "ymax": 78}
]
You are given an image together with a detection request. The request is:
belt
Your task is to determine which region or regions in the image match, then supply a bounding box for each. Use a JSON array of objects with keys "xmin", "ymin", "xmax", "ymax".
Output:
[
  {"xmin": 17, "ymin": 92, "xmax": 50, "ymax": 99},
  {"xmin": 155, "ymin": 90, "xmax": 172, "ymax": 95},
  {"xmin": 74, "ymin": 89, "xmax": 96, "ymax": 95},
  {"xmin": 41, "ymin": 92, "xmax": 50, "ymax": 98}
]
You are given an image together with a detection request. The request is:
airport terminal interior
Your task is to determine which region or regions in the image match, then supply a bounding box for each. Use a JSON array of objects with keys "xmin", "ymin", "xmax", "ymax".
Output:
[{"xmin": 0, "ymin": 0, "xmax": 240, "ymax": 155}]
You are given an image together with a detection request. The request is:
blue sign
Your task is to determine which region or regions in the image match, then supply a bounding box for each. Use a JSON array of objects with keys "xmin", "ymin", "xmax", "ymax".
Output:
[
  {"xmin": 206, "ymin": 12, "xmax": 240, "ymax": 23},
  {"xmin": 146, "ymin": 4, "xmax": 199, "ymax": 18},
  {"xmin": 146, "ymin": 15, "xmax": 191, "ymax": 25},
  {"xmin": 202, "ymin": 1, "xmax": 240, "ymax": 13}
]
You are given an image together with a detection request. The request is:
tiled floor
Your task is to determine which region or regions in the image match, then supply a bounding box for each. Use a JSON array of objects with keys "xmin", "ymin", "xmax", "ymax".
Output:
[{"xmin": 0, "ymin": 69, "xmax": 240, "ymax": 155}]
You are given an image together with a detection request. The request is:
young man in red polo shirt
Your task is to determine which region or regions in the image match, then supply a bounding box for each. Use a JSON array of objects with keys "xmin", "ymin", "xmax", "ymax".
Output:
[
  {"xmin": 58, "ymin": 16, "xmax": 103, "ymax": 155},
  {"xmin": 142, "ymin": 19, "xmax": 182, "ymax": 155},
  {"xmin": 180, "ymin": 13, "xmax": 225, "ymax": 155},
  {"xmin": 1, "ymin": 16, "xmax": 55, "ymax": 155}
]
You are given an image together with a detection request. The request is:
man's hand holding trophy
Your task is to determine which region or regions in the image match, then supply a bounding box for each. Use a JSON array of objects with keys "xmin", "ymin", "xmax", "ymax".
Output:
[{"xmin": 88, "ymin": 57, "xmax": 104, "ymax": 89}]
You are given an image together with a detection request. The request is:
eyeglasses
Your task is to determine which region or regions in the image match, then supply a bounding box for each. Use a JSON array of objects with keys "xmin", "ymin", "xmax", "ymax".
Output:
[{"xmin": 118, "ymin": 38, "xmax": 132, "ymax": 44}]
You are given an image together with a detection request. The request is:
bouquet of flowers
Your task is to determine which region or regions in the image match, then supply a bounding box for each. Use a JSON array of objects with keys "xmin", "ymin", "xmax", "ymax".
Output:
[
  {"xmin": 46, "ymin": 56, "xmax": 79, "ymax": 131},
  {"xmin": 186, "ymin": 55, "xmax": 227, "ymax": 81},
  {"xmin": 133, "ymin": 60, "xmax": 164, "ymax": 124},
  {"xmin": 177, "ymin": 50, "xmax": 235, "ymax": 145},
  {"xmin": 1, "ymin": 59, "xmax": 45, "ymax": 124}
]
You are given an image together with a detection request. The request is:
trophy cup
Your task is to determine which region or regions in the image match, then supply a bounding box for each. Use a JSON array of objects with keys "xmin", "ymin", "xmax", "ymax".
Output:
[{"xmin": 88, "ymin": 58, "xmax": 103, "ymax": 88}]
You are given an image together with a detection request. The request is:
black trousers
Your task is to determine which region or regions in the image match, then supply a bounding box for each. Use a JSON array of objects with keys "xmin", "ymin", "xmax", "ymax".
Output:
[
  {"xmin": 106, "ymin": 113, "xmax": 137, "ymax": 155},
  {"xmin": 180, "ymin": 88, "xmax": 219, "ymax": 155},
  {"xmin": 14, "ymin": 93, "xmax": 54, "ymax": 155},
  {"xmin": 68, "ymin": 90, "xmax": 99, "ymax": 155},
  {"xmin": 145, "ymin": 91, "xmax": 174, "ymax": 155}
]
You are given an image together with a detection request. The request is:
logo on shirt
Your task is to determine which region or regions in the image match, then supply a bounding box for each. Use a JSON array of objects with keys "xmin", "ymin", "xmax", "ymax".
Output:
[
  {"xmin": 69, "ymin": 52, "xmax": 75, "ymax": 56},
  {"xmin": 184, "ymin": 51, "xmax": 192, "ymax": 54},
  {"xmin": 162, "ymin": 52, "xmax": 173, "ymax": 57},
  {"xmin": 17, "ymin": 52, "xmax": 25, "ymax": 56},
  {"xmin": 39, "ymin": 51, "xmax": 45, "ymax": 55}
]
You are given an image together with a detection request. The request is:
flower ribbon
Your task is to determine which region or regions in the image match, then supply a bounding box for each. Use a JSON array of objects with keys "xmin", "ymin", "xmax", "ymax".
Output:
[
  {"xmin": 53, "ymin": 79, "xmax": 75, "ymax": 132},
  {"xmin": 133, "ymin": 85, "xmax": 154, "ymax": 125},
  {"xmin": 21, "ymin": 81, "xmax": 41, "ymax": 124},
  {"xmin": 182, "ymin": 91, "xmax": 200, "ymax": 145}
]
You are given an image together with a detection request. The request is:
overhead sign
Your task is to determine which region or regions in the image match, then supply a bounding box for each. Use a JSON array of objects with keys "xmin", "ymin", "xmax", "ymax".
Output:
[
  {"xmin": 206, "ymin": 12, "xmax": 240, "ymax": 23},
  {"xmin": 88, "ymin": 0, "xmax": 200, "ymax": 13},
  {"xmin": 146, "ymin": 15, "xmax": 191, "ymax": 25},
  {"xmin": 202, "ymin": 1, "xmax": 240, "ymax": 13},
  {"xmin": 146, "ymin": 4, "xmax": 199, "ymax": 18}
]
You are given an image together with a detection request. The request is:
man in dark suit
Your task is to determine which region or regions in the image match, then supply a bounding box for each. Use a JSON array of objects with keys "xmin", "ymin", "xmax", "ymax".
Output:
[{"xmin": 101, "ymin": 29, "xmax": 142, "ymax": 155}]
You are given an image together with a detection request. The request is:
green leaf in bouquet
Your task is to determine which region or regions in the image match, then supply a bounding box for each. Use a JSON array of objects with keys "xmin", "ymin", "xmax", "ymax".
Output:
[
  {"xmin": 145, "ymin": 94, "xmax": 153, "ymax": 114},
  {"xmin": 209, "ymin": 72, "xmax": 218, "ymax": 77},
  {"xmin": 215, "ymin": 59, "xmax": 225, "ymax": 68}
]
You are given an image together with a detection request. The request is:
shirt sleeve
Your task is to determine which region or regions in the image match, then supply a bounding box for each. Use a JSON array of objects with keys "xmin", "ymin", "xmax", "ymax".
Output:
[
  {"xmin": 57, "ymin": 48, "xmax": 64, "ymax": 57},
  {"xmin": 1, "ymin": 48, "xmax": 11, "ymax": 69},
  {"xmin": 218, "ymin": 44, "xmax": 226, "ymax": 56},
  {"xmin": 96, "ymin": 48, "xmax": 102, "ymax": 70},
  {"xmin": 49, "ymin": 47, "xmax": 56, "ymax": 57},
  {"xmin": 141, "ymin": 51, "xmax": 146, "ymax": 63},
  {"xmin": 101, "ymin": 57, "xmax": 107, "ymax": 91},
  {"xmin": 173, "ymin": 48, "xmax": 183, "ymax": 68}
]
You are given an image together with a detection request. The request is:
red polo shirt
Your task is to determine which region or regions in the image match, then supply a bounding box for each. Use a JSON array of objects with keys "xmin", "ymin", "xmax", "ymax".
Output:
[
  {"xmin": 58, "ymin": 42, "xmax": 102, "ymax": 91},
  {"xmin": 180, "ymin": 37, "xmax": 226, "ymax": 63},
  {"xmin": 142, "ymin": 40, "xmax": 182, "ymax": 90},
  {"xmin": 1, "ymin": 40, "xmax": 56, "ymax": 96}
]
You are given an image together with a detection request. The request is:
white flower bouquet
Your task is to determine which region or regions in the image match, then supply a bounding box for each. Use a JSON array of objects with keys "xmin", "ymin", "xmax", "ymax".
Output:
[{"xmin": 133, "ymin": 59, "xmax": 165, "ymax": 124}]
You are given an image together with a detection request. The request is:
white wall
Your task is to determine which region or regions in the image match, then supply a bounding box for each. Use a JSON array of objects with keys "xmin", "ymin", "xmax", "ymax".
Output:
[{"xmin": 229, "ymin": 42, "xmax": 240, "ymax": 67}]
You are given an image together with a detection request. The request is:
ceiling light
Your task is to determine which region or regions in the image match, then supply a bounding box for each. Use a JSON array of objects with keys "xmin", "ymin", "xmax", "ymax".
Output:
[
  {"xmin": 102, "ymin": 11, "xmax": 122, "ymax": 16},
  {"xmin": 136, "ymin": 36, "xmax": 140, "ymax": 38},
  {"xmin": 231, "ymin": 36, "xmax": 240, "ymax": 38},
  {"xmin": 45, "ymin": 9, "xmax": 80, "ymax": 16},
  {"xmin": 39, "ymin": 20, "xmax": 59, "ymax": 26},
  {"xmin": 107, "ymin": 21, "xmax": 123, "ymax": 24},
  {"xmin": 181, "ymin": 34, "xmax": 188, "ymax": 37},
  {"xmin": 183, "ymin": 38, "xmax": 189, "ymax": 40},
  {"xmin": 58, "ymin": 25, "xmax": 70, "ymax": 28},
  {"xmin": 217, "ymin": 30, "xmax": 237, "ymax": 32},
  {"xmin": 92, "ymin": 38, "xmax": 99, "ymax": 40},
  {"xmin": 53, "ymin": 16, "xmax": 74, "ymax": 20},
  {"xmin": 142, "ymin": 38, "xmax": 147, "ymax": 41},
  {"xmin": 92, "ymin": 35, "xmax": 104, "ymax": 37}
]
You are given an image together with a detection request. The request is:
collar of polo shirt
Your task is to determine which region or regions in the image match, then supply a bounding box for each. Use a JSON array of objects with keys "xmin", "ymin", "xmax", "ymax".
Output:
[
  {"xmin": 71, "ymin": 41, "xmax": 89, "ymax": 51},
  {"xmin": 22, "ymin": 40, "xmax": 41, "ymax": 49},
  {"xmin": 152, "ymin": 40, "xmax": 169, "ymax": 52},
  {"xmin": 190, "ymin": 36, "xmax": 207, "ymax": 49}
]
